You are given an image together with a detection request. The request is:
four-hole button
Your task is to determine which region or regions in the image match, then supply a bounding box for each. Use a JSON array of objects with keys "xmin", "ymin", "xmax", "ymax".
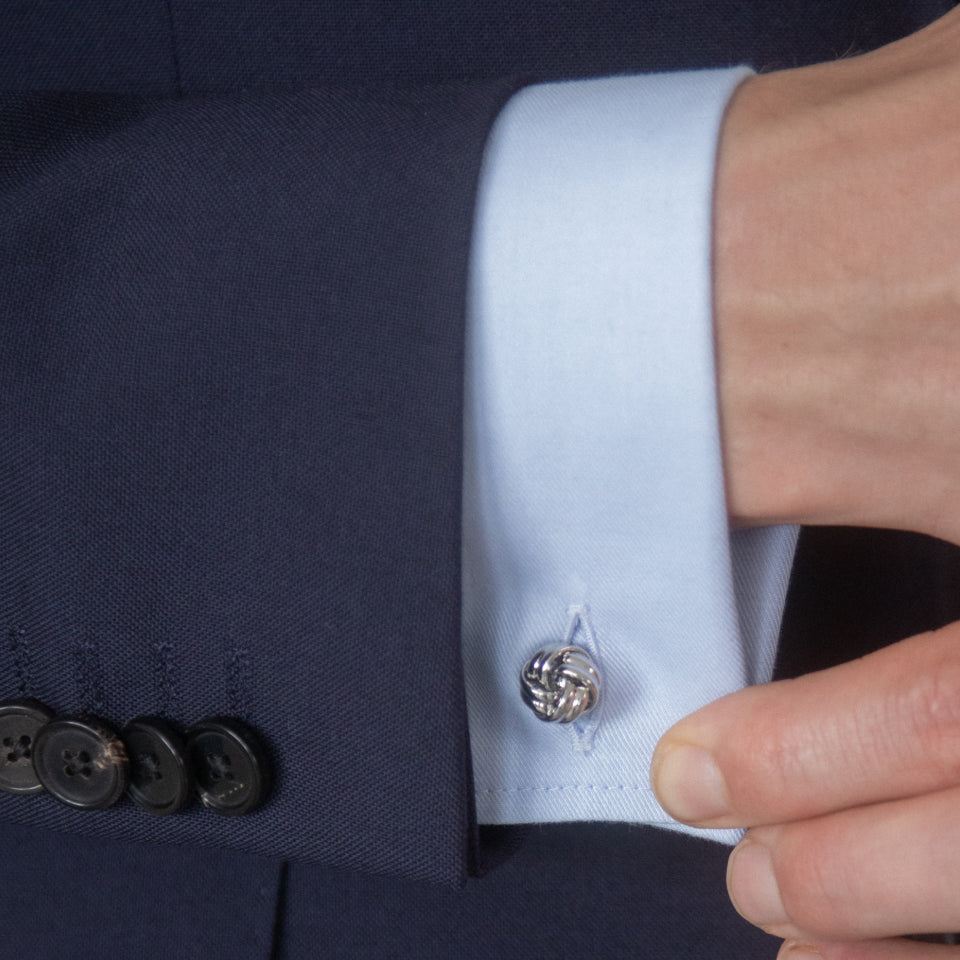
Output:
[
  {"xmin": 33, "ymin": 717, "xmax": 129, "ymax": 811},
  {"xmin": 186, "ymin": 718, "xmax": 271, "ymax": 816},
  {"xmin": 123, "ymin": 717, "xmax": 193, "ymax": 816},
  {"xmin": 0, "ymin": 702, "xmax": 271, "ymax": 817},
  {"xmin": 0, "ymin": 700, "xmax": 54, "ymax": 795}
]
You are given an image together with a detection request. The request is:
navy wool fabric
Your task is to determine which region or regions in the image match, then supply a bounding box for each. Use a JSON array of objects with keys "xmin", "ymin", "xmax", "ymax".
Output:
[
  {"xmin": 3, "ymin": 2, "xmax": 960, "ymax": 958},
  {"xmin": 0, "ymin": 820, "xmax": 282, "ymax": 960},
  {"xmin": 277, "ymin": 824, "xmax": 775, "ymax": 960},
  {"xmin": 1, "ymin": 0, "xmax": 953, "ymax": 95},
  {"xmin": 1, "ymin": 81, "xmax": 513, "ymax": 883}
]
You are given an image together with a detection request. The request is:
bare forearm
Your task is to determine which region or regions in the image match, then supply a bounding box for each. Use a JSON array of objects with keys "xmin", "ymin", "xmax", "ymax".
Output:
[{"xmin": 714, "ymin": 14, "xmax": 960, "ymax": 542}]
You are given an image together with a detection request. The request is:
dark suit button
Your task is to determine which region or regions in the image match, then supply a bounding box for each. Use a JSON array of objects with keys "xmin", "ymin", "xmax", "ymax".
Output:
[
  {"xmin": 123, "ymin": 717, "xmax": 192, "ymax": 816},
  {"xmin": 0, "ymin": 699, "xmax": 54, "ymax": 795},
  {"xmin": 186, "ymin": 718, "xmax": 270, "ymax": 816},
  {"xmin": 33, "ymin": 717, "xmax": 129, "ymax": 810}
]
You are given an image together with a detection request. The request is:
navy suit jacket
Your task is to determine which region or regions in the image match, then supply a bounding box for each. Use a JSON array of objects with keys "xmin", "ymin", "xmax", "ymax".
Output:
[{"xmin": 2, "ymin": 3, "xmax": 958, "ymax": 957}]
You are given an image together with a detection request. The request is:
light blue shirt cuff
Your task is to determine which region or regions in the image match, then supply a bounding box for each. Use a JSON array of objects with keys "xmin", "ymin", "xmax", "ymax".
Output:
[{"xmin": 463, "ymin": 68, "xmax": 798, "ymax": 843}]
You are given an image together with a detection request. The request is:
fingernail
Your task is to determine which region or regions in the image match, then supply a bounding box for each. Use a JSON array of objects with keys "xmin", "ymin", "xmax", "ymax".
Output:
[
  {"xmin": 727, "ymin": 839, "xmax": 789, "ymax": 930},
  {"xmin": 779, "ymin": 942, "xmax": 821, "ymax": 959},
  {"xmin": 652, "ymin": 744, "xmax": 729, "ymax": 822}
]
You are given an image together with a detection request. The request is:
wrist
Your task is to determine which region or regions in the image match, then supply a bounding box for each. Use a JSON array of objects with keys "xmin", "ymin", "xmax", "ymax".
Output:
[
  {"xmin": 713, "ymin": 23, "xmax": 960, "ymax": 548},
  {"xmin": 712, "ymin": 71, "xmax": 824, "ymax": 528}
]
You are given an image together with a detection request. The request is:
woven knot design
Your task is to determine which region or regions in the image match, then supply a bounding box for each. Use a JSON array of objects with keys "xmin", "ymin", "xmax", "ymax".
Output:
[{"xmin": 520, "ymin": 646, "xmax": 601, "ymax": 723}]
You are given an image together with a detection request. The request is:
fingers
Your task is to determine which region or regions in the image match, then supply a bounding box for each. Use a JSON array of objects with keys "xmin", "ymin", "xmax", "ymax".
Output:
[
  {"xmin": 650, "ymin": 623, "xmax": 960, "ymax": 828},
  {"xmin": 780, "ymin": 941, "xmax": 959, "ymax": 960},
  {"xmin": 725, "ymin": 787, "xmax": 960, "ymax": 942}
]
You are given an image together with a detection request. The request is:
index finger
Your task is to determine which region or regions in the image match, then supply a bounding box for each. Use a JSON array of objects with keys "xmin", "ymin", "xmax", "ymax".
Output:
[{"xmin": 650, "ymin": 620, "xmax": 960, "ymax": 827}]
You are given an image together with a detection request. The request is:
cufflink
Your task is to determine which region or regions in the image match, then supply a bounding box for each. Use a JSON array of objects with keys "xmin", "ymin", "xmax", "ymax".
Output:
[{"xmin": 520, "ymin": 646, "xmax": 601, "ymax": 722}]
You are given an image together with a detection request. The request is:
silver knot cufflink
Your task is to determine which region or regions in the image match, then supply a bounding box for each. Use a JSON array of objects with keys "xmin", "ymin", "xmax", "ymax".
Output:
[{"xmin": 520, "ymin": 646, "xmax": 601, "ymax": 723}]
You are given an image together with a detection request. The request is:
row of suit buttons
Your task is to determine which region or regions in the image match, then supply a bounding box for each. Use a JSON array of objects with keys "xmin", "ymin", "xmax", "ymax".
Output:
[{"xmin": 0, "ymin": 700, "xmax": 270, "ymax": 816}]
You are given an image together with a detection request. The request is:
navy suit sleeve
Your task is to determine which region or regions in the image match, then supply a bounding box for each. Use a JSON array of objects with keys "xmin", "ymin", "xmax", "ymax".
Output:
[{"xmin": 0, "ymin": 82, "xmax": 513, "ymax": 884}]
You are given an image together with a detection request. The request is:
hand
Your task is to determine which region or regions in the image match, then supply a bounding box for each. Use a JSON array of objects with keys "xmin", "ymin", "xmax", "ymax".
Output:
[
  {"xmin": 713, "ymin": 6, "xmax": 960, "ymax": 542},
  {"xmin": 701, "ymin": 13, "xmax": 960, "ymax": 951},
  {"xmin": 652, "ymin": 622, "xmax": 960, "ymax": 959},
  {"xmin": 658, "ymin": 9, "xmax": 960, "ymax": 953}
]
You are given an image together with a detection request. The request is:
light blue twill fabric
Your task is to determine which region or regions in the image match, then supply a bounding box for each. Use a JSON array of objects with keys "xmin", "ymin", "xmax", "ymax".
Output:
[{"xmin": 463, "ymin": 70, "xmax": 798, "ymax": 841}]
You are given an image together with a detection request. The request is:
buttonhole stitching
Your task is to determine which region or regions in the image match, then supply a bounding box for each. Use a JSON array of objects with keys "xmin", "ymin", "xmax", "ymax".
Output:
[
  {"xmin": 7, "ymin": 624, "xmax": 32, "ymax": 697},
  {"xmin": 564, "ymin": 605, "xmax": 602, "ymax": 753}
]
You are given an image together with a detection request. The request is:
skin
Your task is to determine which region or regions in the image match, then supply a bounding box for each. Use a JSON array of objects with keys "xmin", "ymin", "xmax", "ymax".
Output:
[
  {"xmin": 716, "ymin": 8, "xmax": 960, "ymax": 543},
  {"xmin": 653, "ymin": 7, "xmax": 960, "ymax": 957}
]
